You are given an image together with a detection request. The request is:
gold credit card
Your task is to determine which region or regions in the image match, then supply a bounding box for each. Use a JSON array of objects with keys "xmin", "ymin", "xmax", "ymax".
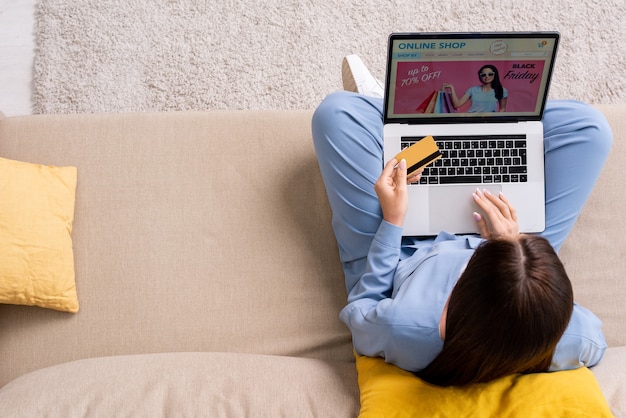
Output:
[{"xmin": 394, "ymin": 135, "xmax": 442, "ymax": 175}]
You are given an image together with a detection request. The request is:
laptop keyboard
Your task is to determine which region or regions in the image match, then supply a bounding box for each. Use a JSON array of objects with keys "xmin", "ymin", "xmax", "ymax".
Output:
[{"xmin": 401, "ymin": 135, "xmax": 528, "ymax": 185}]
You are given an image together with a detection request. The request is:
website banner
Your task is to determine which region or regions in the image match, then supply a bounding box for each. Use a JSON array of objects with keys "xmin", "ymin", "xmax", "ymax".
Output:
[{"xmin": 385, "ymin": 35, "xmax": 558, "ymax": 121}]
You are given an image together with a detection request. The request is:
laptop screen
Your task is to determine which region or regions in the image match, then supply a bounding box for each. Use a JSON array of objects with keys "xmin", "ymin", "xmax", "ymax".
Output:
[{"xmin": 384, "ymin": 32, "xmax": 559, "ymax": 124}]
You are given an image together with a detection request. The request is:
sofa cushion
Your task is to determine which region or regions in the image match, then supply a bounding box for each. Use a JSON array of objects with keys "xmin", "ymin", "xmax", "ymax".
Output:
[
  {"xmin": 0, "ymin": 110, "xmax": 353, "ymax": 387},
  {"xmin": 0, "ymin": 157, "xmax": 78, "ymax": 313},
  {"xmin": 355, "ymin": 354, "xmax": 613, "ymax": 417},
  {"xmin": 0, "ymin": 352, "xmax": 359, "ymax": 417}
]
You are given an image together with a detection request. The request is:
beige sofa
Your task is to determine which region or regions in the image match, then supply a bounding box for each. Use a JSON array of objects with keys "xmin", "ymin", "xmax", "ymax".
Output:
[{"xmin": 0, "ymin": 104, "xmax": 624, "ymax": 416}]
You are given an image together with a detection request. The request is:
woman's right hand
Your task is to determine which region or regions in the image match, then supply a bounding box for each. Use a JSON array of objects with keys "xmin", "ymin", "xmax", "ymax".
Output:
[{"xmin": 472, "ymin": 189, "xmax": 519, "ymax": 240}]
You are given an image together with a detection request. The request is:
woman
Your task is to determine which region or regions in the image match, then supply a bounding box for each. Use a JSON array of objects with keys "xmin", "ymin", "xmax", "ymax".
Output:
[
  {"xmin": 444, "ymin": 64, "xmax": 508, "ymax": 112},
  {"xmin": 311, "ymin": 57, "xmax": 611, "ymax": 387}
]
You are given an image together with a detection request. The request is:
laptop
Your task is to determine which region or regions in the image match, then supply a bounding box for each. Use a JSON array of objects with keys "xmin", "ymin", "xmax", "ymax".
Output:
[{"xmin": 382, "ymin": 32, "xmax": 559, "ymax": 236}]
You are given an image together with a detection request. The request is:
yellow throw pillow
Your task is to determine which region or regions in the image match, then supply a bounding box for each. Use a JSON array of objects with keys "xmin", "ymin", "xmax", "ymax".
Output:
[
  {"xmin": 356, "ymin": 354, "xmax": 614, "ymax": 417},
  {"xmin": 0, "ymin": 157, "xmax": 78, "ymax": 313}
]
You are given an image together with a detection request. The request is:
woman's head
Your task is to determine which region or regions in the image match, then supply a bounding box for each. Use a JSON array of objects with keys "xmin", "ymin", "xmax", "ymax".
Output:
[
  {"xmin": 417, "ymin": 235, "xmax": 573, "ymax": 387},
  {"xmin": 478, "ymin": 64, "xmax": 505, "ymax": 100}
]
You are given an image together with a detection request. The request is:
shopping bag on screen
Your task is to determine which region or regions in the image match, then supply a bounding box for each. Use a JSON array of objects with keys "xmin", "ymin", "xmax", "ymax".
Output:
[
  {"xmin": 442, "ymin": 90, "xmax": 457, "ymax": 113},
  {"xmin": 416, "ymin": 90, "xmax": 437, "ymax": 113},
  {"xmin": 434, "ymin": 91, "xmax": 444, "ymax": 113}
]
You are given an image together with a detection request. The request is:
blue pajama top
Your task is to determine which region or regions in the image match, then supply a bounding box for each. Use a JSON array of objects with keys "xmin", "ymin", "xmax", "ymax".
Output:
[{"xmin": 339, "ymin": 220, "xmax": 607, "ymax": 372}]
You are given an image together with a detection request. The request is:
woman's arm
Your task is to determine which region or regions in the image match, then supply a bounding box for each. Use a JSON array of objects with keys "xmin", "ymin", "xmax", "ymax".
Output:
[
  {"xmin": 443, "ymin": 83, "xmax": 470, "ymax": 109},
  {"xmin": 550, "ymin": 303, "xmax": 607, "ymax": 370},
  {"xmin": 498, "ymin": 97, "xmax": 508, "ymax": 112},
  {"xmin": 346, "ymin": 158, "xmax": 409, "ymax": 303},
  {"xmin": 341, "ymin": 159, "xmax": 440, "ymax": 368},
  {"xmin": 473, "ymin": 190, "xmax": 607, "ymax": 369},
  {"xmin": 345, "ymin": 221, "xmax": 402, "ymax": 303}
]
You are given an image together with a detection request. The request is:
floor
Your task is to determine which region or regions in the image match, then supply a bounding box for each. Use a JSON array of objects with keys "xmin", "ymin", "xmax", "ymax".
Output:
[{"xmin": 0, "ymin": 1, "xmax": 35, "ymax": 117}]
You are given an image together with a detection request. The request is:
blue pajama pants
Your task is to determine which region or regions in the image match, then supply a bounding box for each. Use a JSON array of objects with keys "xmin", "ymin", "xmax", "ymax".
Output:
[{"xmin": 312, "ymin": 91, "xmax": 613, "ymax": 292}]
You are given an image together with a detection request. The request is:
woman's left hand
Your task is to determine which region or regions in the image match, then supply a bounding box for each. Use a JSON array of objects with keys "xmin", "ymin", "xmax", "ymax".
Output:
[
  {"xmin": 472, "ymin": 188, "xmax": 519, "ymax": 240},
  {"xmin": 375, "ymin": 158, "xmax": 409, "ymax": 227}
]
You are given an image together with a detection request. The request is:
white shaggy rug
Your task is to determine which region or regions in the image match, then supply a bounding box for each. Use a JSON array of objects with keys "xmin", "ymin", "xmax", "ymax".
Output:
[{"xmin": 33, "ymin": 0, "xmax": 625, "ymax": 113}]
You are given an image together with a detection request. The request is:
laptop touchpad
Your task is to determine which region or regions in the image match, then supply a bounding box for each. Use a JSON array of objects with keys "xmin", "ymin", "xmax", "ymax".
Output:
[{"xmin": 429, "ymin": 185, "xmax": 502, "ymax": 234}]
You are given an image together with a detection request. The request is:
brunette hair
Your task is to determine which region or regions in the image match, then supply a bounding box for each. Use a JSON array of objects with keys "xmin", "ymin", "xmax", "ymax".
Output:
[
  {"xmin": 478, "ymin": 64, "xmax": 505, "ymax": 100},
  {"xmin": 416, "ymin": 235, "xmax": 573, "ymax": 386}
]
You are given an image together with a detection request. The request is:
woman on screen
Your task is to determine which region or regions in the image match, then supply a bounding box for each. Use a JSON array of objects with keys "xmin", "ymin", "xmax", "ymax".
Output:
[{"xmin": 443, "ymin": 64, "xmax": 508, "ymax": 112}]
